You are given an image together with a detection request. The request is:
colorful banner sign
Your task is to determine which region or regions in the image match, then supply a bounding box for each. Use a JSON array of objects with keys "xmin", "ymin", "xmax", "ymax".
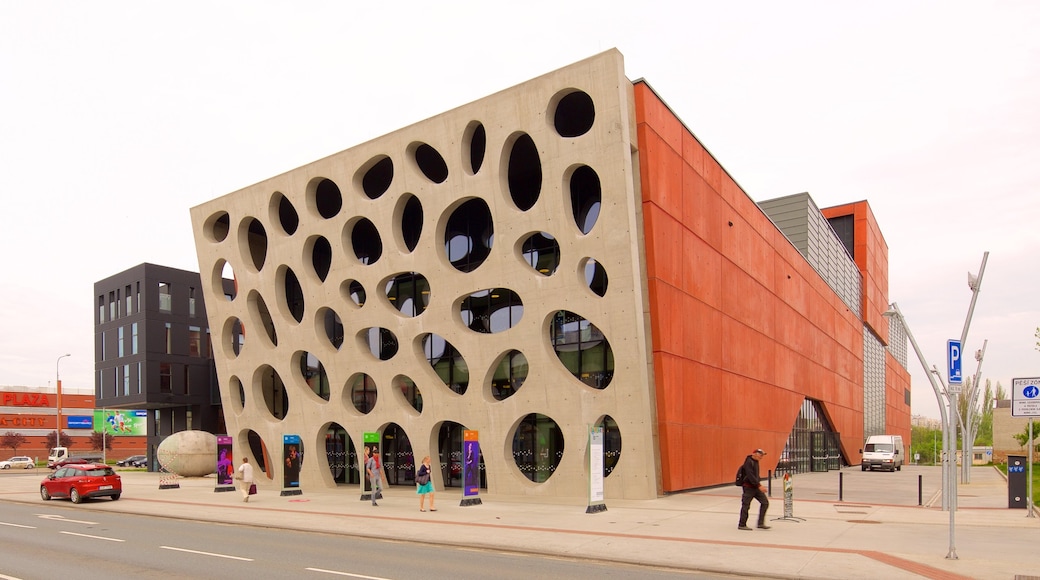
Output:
[
  {"xmin": 363, "ymin": 432, "xmax": 380, "ymax": 494},
  {"xmin": 463, "ymin": 430, "xmax": 480, "ymax": 498},
  {"xmin": 283, "ymin": 434, "xmax": 302, "ymax": 488},
  {"xmin": 66, "ymin": 415, "xmax": 93, "ymax": 429},
  {"xmin": 94, "ymin": 409, "xmax": 148, "ymax": 436},
  {"xmin": 588, "ymin": 426, "xmax": 605, "ymax": 504},
  {"xmin": 216, "ymin": 436, "xmax": 234, "ymax": 486}
]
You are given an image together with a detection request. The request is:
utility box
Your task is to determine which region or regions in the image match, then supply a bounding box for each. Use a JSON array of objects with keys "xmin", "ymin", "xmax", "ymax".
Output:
[{"xmin": 1008, "ymin": 455, "xmax": 1028, "ymax": 509}]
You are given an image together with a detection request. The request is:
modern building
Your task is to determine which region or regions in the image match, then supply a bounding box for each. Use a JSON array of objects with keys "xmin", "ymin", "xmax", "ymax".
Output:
[
  {"xmin": 0, "ymin": 386, "xmax": 109, "ymax": 461},
  {"xmin": 189, "ymin": 50, "xmax": 910, "ymax": 499},
  {"xmin": 94, "ymin": 263, "xmax": 234, "ymax": 466}
]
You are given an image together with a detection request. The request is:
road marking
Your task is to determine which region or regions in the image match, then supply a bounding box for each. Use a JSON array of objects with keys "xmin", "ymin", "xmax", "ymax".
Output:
[
  {"xmin": 161, "ymin": 546, "xmax": 253, "ymax": 561},
  {"xmin": 0, "ymin": 522, "xmax": 34, "ymax": 529},
  {"xmin": 0, "ymin": 574, "xmax": 25, "ymax": 580},
  {"xmin": 35, "ymin": 514, "xmax": 98, "ymax": 525},
  {"xmin": 305, "ymin": 568, "xmax": 391, "ymax": 579},
  {"xmin": 60, "ymin": 531, "xmax": 124, "ymax": 542}
]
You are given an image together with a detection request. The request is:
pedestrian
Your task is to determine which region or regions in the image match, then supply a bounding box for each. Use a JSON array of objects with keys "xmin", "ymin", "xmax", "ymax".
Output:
[
  {"xmin": 365, "ymin": 446, "xmax": 383, "ymax": 506},
  {"xmin": 737, "ymin": 448, "xmax": 770, "ymax": 530},
  {"xmin": 416, "ymin": 455, "xmax": 437, "ymax": 512},
  {"xmin": 237, "ymin": 457, "xmax": 255, "ymax": 503}
]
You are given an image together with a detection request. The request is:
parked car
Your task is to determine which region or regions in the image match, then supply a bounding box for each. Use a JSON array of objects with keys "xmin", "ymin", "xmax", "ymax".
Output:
[
  {"xmin": 48, "ymin": 455, "xmax": 102, "ymax": 470},
  {"xmin": 116, "ymin": 455, "xmax": 147, "ymax": 467},
  {"xmin": 40, "ymin": 463, "xmax": 121, "ymax": 503},
  {"xmin": 0, "ymin": 456, "xmax": 35, "ymax": 469}
]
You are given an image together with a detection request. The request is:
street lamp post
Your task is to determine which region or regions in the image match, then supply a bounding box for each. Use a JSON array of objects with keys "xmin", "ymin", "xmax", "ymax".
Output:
[{"xmin": 55, "ymin": 353, "xmax": 71, "ymax": 450}]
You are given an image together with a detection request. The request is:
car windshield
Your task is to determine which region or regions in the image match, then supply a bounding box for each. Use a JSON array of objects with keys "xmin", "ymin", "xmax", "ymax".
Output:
[{"xmin": 866, "ymin": 443, "xmax": 893, "ymax": 452}]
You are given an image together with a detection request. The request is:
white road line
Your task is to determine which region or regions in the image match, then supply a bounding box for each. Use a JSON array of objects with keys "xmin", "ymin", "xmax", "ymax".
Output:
[
  {"xmin": 0, "ymin": 573, "xmax": 25, "ymax": 580},
  {"xmin": 35, "ymin": 514, "xmax": 98, "ymax": 525},
  {"xmin": 161, "ymin": 546, "xmax": 254, "ymax": 561},
  {"xmin": 60, "ymin": 531, "xmax": 125, "ymax": 542},
  {"xmin": 0, "ymin": 522, "xmax": 34, "ymax": 529},
  {"xmin": 305, "ymin": 568, "xmax": 392, "ymax": 580}
]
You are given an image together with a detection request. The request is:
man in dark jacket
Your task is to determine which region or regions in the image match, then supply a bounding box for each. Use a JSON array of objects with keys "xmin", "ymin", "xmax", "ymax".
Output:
[{"xmin": 738, "ymin": 448, "xmax": 770, "ymax": 530}]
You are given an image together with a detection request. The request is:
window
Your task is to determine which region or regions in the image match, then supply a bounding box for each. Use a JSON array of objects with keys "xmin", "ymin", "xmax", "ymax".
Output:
[
  {"xmin": 188, "ymin": 326, "xmax": 201, "ymax": 357},
  {"xmin": 101, "ymin": 331, "xmax": 107, "ymax": 361},
  {"xmin": 115, "ymin": 288, "xmax": 121, "ymax": 318},
  {"xmin": 137, "ymin": 362, "xmax": 142, "ymax": 394},
  {"xmin": 98, "ymin": 296, "xmax": 104, "ymax": 323},
  {"xmin": 118, "ymin": 326, "xmax": 125, "ymax": 358},
  {"xmin": 125, "ymin": 285, "xmax": 132, "ymax": 314},
  {"xmin": 159, "ymin": 282, "xmax": 172, "ymax": 312},
  {"xmin": 189, "ymin": 287, "xmax": 196, "ymax": 317},
  {"xmin": 165, "ymin": 323, "xmax": 172, "ymax": 354},
  {"xmin": 109, "ymin": 291, "xmax": 116, "ymax": 320},
  {"xmin": 160, "ymin": 363, "xmax": 172, "ymax": 393},
  {"xmin": 135, "ymin": 282, "xmax": 141, "ymax": 313},
  {"xmin": 123, "ymin": 364, "xmax": 130, "ymax": 396},
  {"xmin": 131, "ymin": 322, "xmax": 138, "ymax": 355}
]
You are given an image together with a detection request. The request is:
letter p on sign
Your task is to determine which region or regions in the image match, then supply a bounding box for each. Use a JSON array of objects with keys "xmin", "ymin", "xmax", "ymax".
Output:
[{"xmin": 947, "ymin": 340, "xmax": 962, "ymax": 385}]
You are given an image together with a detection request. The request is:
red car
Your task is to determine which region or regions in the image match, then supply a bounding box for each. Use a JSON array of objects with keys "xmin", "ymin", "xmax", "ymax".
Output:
[{"xmin": 40, "ymin": 463, "xmax": 122, "ymax": 503}]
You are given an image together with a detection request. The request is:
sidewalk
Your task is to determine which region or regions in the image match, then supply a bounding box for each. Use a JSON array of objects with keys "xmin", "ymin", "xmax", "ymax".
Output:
[{"xmin": 2, "ymin": 465, "xmax": 1038, "ymax": 579}]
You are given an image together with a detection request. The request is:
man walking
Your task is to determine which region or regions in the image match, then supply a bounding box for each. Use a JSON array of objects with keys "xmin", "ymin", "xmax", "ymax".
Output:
[
  {"xmin": 365, "ymin": 446, "xmax": 383, "ymax": 506},
  {"xmin": 737, "ymin": 448, "xmax": 770, "ymax": 530},
  {"xmin": 237, "ymin": 457, "xmax": 254, "ymax": 503}
]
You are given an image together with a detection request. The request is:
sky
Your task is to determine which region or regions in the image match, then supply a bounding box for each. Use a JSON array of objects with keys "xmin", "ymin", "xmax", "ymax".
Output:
[{"xmin": 1, "ymin": 2, "xmax": 1038, "ymax": 420}]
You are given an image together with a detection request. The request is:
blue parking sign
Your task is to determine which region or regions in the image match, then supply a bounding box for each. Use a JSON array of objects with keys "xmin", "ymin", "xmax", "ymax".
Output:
[{"xmin": 947, "ymin": 340, "xmax": 962, "ymax": 385}]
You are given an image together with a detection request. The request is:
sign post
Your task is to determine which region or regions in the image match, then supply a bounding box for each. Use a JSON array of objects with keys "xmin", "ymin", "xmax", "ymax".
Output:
[
  {"xmin": 1012, "ymin": 377, "xmax": 1040, "ymax": 518},
  {"xmin": 946, "ymin": 339, "xmax": 962, "ymax": 560}
]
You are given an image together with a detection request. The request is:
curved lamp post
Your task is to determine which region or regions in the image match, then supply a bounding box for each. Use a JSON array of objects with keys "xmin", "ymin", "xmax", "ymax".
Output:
[{"xmin": 55, "ymin": 353, "xmax": 71, "ymax": 449}]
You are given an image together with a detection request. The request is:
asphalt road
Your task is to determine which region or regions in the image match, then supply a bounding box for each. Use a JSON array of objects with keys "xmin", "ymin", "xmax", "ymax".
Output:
[{"xmin": 0, "ymin": 500, "xmax": 741, "ymax": 580}]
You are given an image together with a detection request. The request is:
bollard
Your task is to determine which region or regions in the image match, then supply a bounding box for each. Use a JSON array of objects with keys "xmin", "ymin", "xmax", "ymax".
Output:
[
  {"xmin": 767, "ymin": 469, "xmax": 772, "ymax": 496},
  {"xmin": 839, "ymin": 471, "xmax": 843, "ymax": 501},
  {"xmin": 918, "ymin": 474, "xmax": 923, "ymax": 506}
]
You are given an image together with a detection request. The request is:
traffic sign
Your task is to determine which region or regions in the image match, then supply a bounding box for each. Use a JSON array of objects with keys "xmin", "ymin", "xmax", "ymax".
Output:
[
  {"xmin": 1011, "ymin": 377, "xmax": 1040, "ymax": 417},
  {"xmin": 947, "ymin": 340, "xmax": 963, "ymax": 386}
]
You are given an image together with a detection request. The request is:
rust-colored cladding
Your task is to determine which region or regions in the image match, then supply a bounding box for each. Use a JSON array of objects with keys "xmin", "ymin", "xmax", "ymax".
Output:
[{"xmin": 634, "ymin": 83, "xmax": 909, "ymax": 492}]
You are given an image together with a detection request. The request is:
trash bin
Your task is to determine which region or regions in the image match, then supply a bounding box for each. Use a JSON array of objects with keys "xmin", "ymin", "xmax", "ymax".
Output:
[{"xmin": 1008, "ymin": 454, "xmax": 1028, "ymax": 509}]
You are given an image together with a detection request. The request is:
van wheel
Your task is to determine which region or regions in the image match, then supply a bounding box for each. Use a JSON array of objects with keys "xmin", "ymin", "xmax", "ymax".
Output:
[
  {"xmin": 861, "ymin": 465, "xmax": 867, "ymax": 471},
  {"xmin": 896, "ymin": 465, "xmax": 901, "ymax": 471}
]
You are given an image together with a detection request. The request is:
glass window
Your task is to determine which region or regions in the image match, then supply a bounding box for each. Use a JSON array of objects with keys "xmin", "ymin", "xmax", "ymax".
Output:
[
  {"xmin": 189, "ymin": 287, "xmax": 196, "ymax": 317},
  {"xmin": 159, "ymin": 282, "xmax": 172, "ymax": 312},
  {"xmin": 109, "ymin": 291, "xmax": 116, "ymax": 320},
  {"xmin": 160, "ymin": 363, "xmax": 171, "ymax": 393},
  {"xmin": 188, "ymin": 326, "xmax": 201, "ymax": 357},
  {"xmin": 135, "ymin": 282, "xmax": 141, "ymax": 313},
  {"xmin": 131, "ymin": 322, "xmax": 138, "ymax": 355},
  {"xmin": 118, "ymin": 326, "xmax": 125, "ymax": 357},
  {"xmin": 98, "ymin": 295, "xmax": 104, "ymax": 323},
  {"xmin": 125, "ymin": 285, "xmax": 132, "ymax": 314},
  {"xmin": 165, "ymin": 323, "xmax": 172, "ymax": 354},
  {"xmin": 123, "ymin": 364, "xmax": 130, "ymax": 396}
]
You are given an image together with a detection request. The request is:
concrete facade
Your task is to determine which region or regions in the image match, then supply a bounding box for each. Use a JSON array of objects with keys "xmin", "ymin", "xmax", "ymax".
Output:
[{"xmin": 190, "ymin": 50, "xmax": 910, "ymax": 499}]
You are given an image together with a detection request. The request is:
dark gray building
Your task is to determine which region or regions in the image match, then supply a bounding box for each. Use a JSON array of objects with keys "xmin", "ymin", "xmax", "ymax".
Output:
[{"xmin": 94, "ymin": 263, "xmax": 234, "ymax": 465}]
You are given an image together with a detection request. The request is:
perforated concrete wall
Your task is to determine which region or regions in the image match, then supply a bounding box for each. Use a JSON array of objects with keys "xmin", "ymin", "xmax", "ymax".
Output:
[{"xmin": 189, "ymin": 50, "xmax": 661, "ymax": 500}]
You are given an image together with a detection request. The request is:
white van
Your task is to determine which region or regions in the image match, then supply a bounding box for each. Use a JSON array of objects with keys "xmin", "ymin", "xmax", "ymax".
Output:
[{"xmin": 860, "ymin": 435, "xmax": 904, "ymax": 471}]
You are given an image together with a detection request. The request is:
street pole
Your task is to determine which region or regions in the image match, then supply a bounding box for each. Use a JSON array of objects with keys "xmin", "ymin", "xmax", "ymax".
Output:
[
  {"xmin": 947, "ymin": 381, "xmax": 959, "ymax": 560},
  {"xmin": 1030, "ymin": 418, "xmax": 1035, "ymax": 518},
  {"xmin": 55, "ymin": 354, "xmax": 71, "ymax": 450},
  {"xmin": 884, "ymin": 304, "xmax": 950, "ymax": 510}
]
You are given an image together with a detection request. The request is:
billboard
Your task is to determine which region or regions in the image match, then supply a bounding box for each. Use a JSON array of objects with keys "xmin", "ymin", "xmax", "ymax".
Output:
[{"xmin": 93, "ymin": 409, "xmax": 148, "ymax": 436}]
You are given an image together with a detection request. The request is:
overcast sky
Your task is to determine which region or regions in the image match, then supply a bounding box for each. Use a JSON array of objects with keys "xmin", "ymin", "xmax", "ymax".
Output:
[{"xmin": 2, "ymin": 2, "xmax": 1037, "ymax": 421}]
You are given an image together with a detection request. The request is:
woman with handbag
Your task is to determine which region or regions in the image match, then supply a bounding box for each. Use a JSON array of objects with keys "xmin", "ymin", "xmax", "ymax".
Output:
[{"xmin": 416, "ymin": 456, "xmax": 436, "ymax": 512}]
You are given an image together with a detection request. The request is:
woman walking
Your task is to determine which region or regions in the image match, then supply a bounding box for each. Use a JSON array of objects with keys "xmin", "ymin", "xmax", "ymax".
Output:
[{"xmin": 416, "ymin": 456, "xmax": 436, "ymax": 512}]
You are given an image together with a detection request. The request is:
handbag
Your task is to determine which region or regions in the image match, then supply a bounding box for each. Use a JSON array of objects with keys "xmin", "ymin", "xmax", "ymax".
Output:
[
  {"xmin": 416, "ymin": 473, "xmax": 430, "ymax": 485},
  {"xmin": 248, "ymin": 483, "xmax": 257, "ymax": 495}
]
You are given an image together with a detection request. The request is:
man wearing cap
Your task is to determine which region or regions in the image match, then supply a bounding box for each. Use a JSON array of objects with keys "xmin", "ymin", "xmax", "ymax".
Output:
[{"xmin": 737, "ymin": 448, "xmax": 770, "ymax": 530}]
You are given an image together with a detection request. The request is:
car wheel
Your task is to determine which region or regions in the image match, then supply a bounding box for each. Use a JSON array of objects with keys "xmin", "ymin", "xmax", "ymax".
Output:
[
  {"xmin": 25, "ymin": 463, "xmax": 33, "ymax": 469},
  {"xmin": 111, "ymin": 493, "xmax": 120, "ymax": 501},
  {"xmin": 1, "ymin": 465, "xmax": 9, "ymax": 470},
  {"xmin": 70, "ymin": 488, "xmax": 82, "ymax": 504},
  {"xmin": 40, "ymin": 486, "xmax": 51, "ymax": 501}
]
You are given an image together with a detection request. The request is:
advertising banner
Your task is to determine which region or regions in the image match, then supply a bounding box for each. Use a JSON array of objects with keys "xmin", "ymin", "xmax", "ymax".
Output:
[
  {"xmin": 463, "ymin": 430, "xmax": 480, "ymax": 498},
  {"xmin": 216, "ymin": 436, "xmax": 234, "ymax": 487},
  {"xmin": 587, "ymin": 425, "xmax": 606, "ymax": 513},
  {"xmin": 283, "ymin": 434, "xmax": 302, "ymax": 489},
  {"xmin": 94, "ymin": 409, "xmax": 148, "ymax": 436}
]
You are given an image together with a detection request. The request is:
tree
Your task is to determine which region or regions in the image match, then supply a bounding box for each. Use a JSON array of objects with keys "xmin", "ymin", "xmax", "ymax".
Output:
[
  {"xmin": 89, "ymin": 431, "xmax": 112, "ymax": 452},
  {"xmin": 976, "ymin": 379, "xmax": 995, "ymax": 446},
  {"xmin": 44, "ymin": 431, "xmax": 74, "ymax": 450},
  {"xmin": 1, "ymin": 431, "xmax": 27, "ymax": 453},
  {"xmin": 1012, "ymin": 425, "xmax": 1040, "ymax": 453},
  {"xmin": 910, "ymin": 424, "xmax": 942, "ymax": 465}
]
